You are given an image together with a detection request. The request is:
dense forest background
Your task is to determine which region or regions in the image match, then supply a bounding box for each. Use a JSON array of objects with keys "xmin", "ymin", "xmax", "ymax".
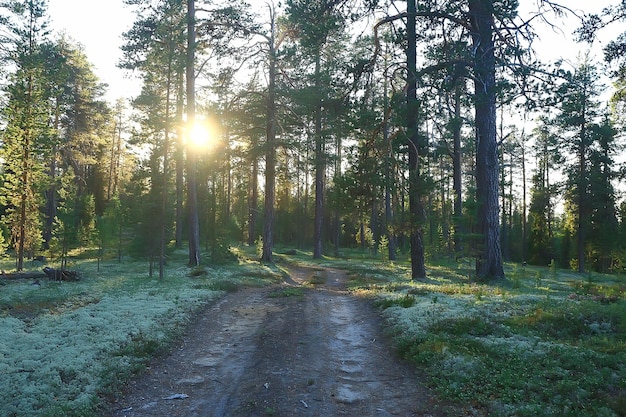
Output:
[{"xmin": 2, "ymin": 0, "xmax": 626, "ymax": 280}]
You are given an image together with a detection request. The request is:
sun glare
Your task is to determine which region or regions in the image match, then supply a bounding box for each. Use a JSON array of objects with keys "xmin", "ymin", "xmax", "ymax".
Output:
[{"xmin": 189, "ymin": 122, "xmax": 211, "ymax": 148}]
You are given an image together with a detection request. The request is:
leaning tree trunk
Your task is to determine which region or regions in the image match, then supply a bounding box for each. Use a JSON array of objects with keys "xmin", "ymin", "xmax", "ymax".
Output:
[
  {"xmin": 406, "ymin": 0, "xmax": 426, "ymax": 279},
  {"xmin": 469, "ymin": 0, "xmax": 504, "ymax": 280}
]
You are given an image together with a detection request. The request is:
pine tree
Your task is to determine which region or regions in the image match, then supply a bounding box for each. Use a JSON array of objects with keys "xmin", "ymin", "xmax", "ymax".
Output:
[
  {"xmin": 587, "ymin": 118, "xmax": 618, "ymax": 273},
  {"xmin": 556, "ymin": 58, "xmax": 603, "ymax": 273},
  {"xmin": 0, "ymin": 0, "xmax": 53, "ymax": 270},
  {"xmin": 527, "ymin": 117, "xmax": 560, "ymax": 266}
]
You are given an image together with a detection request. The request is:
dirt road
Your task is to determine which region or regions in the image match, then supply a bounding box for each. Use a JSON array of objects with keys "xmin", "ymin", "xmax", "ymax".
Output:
[{"xmin": 102, "ymin": 266, "xmax": 457, "ymax": 417}]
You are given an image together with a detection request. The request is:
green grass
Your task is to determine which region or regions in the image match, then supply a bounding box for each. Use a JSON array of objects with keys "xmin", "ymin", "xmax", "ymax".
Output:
[{"xmin": 0, "ymin": 248, "xmax": 277, "ymax": 417}]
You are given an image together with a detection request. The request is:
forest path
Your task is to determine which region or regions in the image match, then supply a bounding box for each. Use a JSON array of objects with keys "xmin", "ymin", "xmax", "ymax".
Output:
[{"xmin": 102, "ymin": 265, "xmax": 462, "ymax": 417}]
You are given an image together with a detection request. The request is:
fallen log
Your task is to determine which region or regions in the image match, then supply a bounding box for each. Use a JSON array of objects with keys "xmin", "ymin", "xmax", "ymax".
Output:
[
  {"xmin": 0, "ymin": 271, "xmax": 47, "ymax": 280},
  {"xmin": 43, "ymin": 267, "xmax": 81, "ymax": 282}
]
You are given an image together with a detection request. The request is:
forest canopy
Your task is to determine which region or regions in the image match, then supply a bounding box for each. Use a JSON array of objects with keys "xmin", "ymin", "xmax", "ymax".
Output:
[{"xmin": 1, "ymin": 0, "xmax": 625, "ymax": 279}]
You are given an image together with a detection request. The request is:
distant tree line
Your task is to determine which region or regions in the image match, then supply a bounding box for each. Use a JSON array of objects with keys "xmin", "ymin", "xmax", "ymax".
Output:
[{"xmin": 2, "ymin": 0, "xmax": 626, "ymax": 278}]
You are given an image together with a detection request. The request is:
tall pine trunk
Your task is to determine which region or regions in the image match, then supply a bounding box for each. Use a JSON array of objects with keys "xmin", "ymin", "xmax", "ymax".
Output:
[
  {"xmin": 383, "ymin": 49, "xmax": 397, "ymax": 261},
  {"xmin": 175, "ymin": 74, "xmax": 185, "ymax": 248},
  {"xmin": 261, "ymin": 10, "xmax": 277, "ymax": 263},
  {"xmin": 469, "ymin": 0, "xmax": 504, "ymax": 280},
  {"xmin": 248, "ymin": 158, "xmax": 258, "ymax": 245},
  {"xmin": 186, "ymin": 0, "xmax": 201, "ymax": 266},
  {"xmin": 521, "ymin": 141, "xmax": 527, "ymax": 264},
  {"xmin": 407, "ymin": 0, "xmax": 426, "ymax": 279},
  {"xmin": 451, "ymin": 87, "xmax": 463, "ymax": 257},
  {"xmin": 577, "ymin": 118, "xmax": 587, "ymax": 273},
  {"xmin": 313, "ymin": 52, "xmax": 324, "ymax": 259},
  {"xmin": 159, "ymin": 50, "xmax": 174, "ymax": 280},
  {"xmin": 333, "ymin": 135, "xmax": 342, "ymax": 257}
]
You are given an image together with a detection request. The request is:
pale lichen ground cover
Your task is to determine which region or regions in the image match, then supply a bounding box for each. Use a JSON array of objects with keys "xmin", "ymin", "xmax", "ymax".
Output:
[
  {"xmin": 0, "ymin": 262, "xmax": 233, "ymax": 417},
  {"xmin": 203, "ymin": 248, "xmax": 626, "ymax": 416},
  {"xmin": 369, "ymin": 264, "xmax": 626, "ymax": 417}
]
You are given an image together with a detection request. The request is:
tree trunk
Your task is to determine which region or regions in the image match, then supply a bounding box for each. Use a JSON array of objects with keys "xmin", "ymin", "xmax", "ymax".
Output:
[
  {"xmin": 107, "ymin": 101, "xmax": 124, "ymax": 202},
  {"xmin": 384, "ymin": 141, "xmax": 397, "ymax": 261},
  {"xmin": 521, "ymin": 140, "xmax": 527, "ymax": 264},
  {"xmin": 175, "ymin": 73, "xmax": 185, "ymax": 248},
  {"xmin": 333, "ymin": 135, "xmax": 342, "ymax": 257},
  {"xmin": 248, "ymin": 158, "xmax": 258, "ymax": 245},
  {"xmin": 313, "ymin": 52, "xmax": 324, "ymax": 259},
  {"xmin": 159, "ymin": 48, "xmax": 174, "ymax": 281},
  {"xmin": 186, "ymin": 0, "xmax": 201, "ymax": 266},
  {"xmin": 452, "ymin": 87, "xmax": 463, "ymax": 257},
  {"xmin": 577, "ymin": 103, "xmax": 587, "ymax": 273},
  {"xmin": 499, "ymin": 145, "xmax": 509, "ymax": 261},
  {"xmin": 1, "ymin": 271, "xmax": 46, "ymax": 280},
  {"xmin": 17, "ymin": 73, "xmax": 35, "ymax": 272},
  {"xmin": 383, "ymin": 53, "xmax": 397, "ymax": 261},
  {"xmin": 261, "ymin": 10, "xmax": 278, "ymax": 263},
  {"xmin": 407, "ymin": 0, "xmax": 426, "ymax": 279},
  {"xmin": 499, "ymin": 111, "xmax": 509, "ymax": 261},
  {"xmin": 469, "ymin": 0, "xmax": 505, "ymax": 280}
]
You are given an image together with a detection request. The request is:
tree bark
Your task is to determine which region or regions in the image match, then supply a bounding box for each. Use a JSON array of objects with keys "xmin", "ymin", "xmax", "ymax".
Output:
[
  {"xmin": 521, "ymin": 140, "xmax": 527, "ymax": 264},
  {"xmin": 175, "ymin": 74, "xmax": 185, "ymax": 249},
  {"xmin": 451, "ymin": 86, "xmax": 463, "ymax": 257},
  {"xmin": 1, "ymin": 271, "xmax": 46, "ymax": 280},
  {"xmin": 261, "ymin": 8, "xmax": 278, "ymax": 263},
  {"xmin": 407, "ymin": 0, "xmax": 426, "ymax": 279},
  {"xmin": 313, "ymin": 52, "xmax": 324, "ymax": 259},
  {"xmin": 577, "ymin": 120, "xmax": 587, "ymax": 273},
  {"xmin": 333, "ymin": 134, "xmax": 342, "ymax": 257},
  {"xmin": 383, "ymin": 50, "xmax": 397, "ymax": 261},
  {"xmin": 159, "ymin": 42, "xmax": 174, "ymax": 280},
  {"xmin": 17, "ymin": 71, "xmax": 35, "ymax": 272},
  {"xmin": 186, "ymin": 0, "xmax": 201, "ymax": 266},
  {"xmin": 469, "ymin": 0, "xmax": 504, "ymax": 280},
  {"xmin": 248, "ymin": 158, "xmax": 258, "ymax": 246}
]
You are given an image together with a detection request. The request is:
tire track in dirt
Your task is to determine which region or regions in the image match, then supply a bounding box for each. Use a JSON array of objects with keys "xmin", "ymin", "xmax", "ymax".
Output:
[{"xmin": 103, "ymin": 266, "xmax": 459, "ymax": 417}]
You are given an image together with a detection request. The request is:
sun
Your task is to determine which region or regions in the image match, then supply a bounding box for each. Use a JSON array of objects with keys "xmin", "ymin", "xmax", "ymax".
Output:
[{"xmin": 188, "ymin": 122, "xmax": 211, "ymax": 148}]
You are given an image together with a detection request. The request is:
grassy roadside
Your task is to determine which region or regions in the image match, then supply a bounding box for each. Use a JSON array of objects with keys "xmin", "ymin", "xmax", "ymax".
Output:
[
  {"xmin": 0, "ymin": 249, "xmax": 280, "ymax": 417},
  {"xmin": 4, "ymin": 243, "xmax": 626, "ymax": 416},
  {"xmin": 274, "ymin": 247, "xmax": 626, "ymax": 417}
]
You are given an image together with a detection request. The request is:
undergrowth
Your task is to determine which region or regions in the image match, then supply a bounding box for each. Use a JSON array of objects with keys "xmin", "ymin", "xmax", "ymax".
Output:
[
  {"xmin": 276, "ymin": 248, "xmax": 626, "ymax": 416},
  {"xmin": 0, "ymin": 247, "xmax": 275, "ymax": 417},
  {"xmin": 8, "ymin": 242, "xmax": 626, "ymax": 416}
]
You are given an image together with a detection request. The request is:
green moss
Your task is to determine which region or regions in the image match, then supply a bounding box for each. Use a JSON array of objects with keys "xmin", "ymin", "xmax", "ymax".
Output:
[
  {"xmin": 269, "ymin": 287, "xmax": 304, "ymax": 298},
  {"xmin": 374, "ymin": 294, "xmax": 416, "ymax": 309}
]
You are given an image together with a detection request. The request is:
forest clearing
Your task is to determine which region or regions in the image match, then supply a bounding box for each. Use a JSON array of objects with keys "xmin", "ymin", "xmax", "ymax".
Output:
[
  {"xmin": 3, "ymin": 1, "xmax": 626, "ymax": 416},
  {"xmin": 1, "ymin": 247, "xmax": 625, "ymax": 416}
]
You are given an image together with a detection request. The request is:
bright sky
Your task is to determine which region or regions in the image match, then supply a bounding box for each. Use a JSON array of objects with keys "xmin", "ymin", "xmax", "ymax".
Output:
[
  {"xmin": 521, "ymin": 0, "xmax": 619, "ymax": 66},
  {"xmin": 47, "ymin": 0, "xmax": 138, "ymax": 102},
  {"xmin": 45, "ymin": 0, "xmax": 621, "ymax": 104}
]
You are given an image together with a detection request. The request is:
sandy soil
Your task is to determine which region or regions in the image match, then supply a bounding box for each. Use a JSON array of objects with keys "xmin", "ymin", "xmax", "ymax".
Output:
[{"xmin": 101, "ymin": 265, "xmax": 467, "ymax": 417}]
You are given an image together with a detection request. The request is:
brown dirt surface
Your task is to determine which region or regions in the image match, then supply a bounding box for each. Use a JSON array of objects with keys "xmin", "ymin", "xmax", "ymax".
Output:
[{"xmin": 101, "ymin": 265, "xmax": 469, "ymax": 417}]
